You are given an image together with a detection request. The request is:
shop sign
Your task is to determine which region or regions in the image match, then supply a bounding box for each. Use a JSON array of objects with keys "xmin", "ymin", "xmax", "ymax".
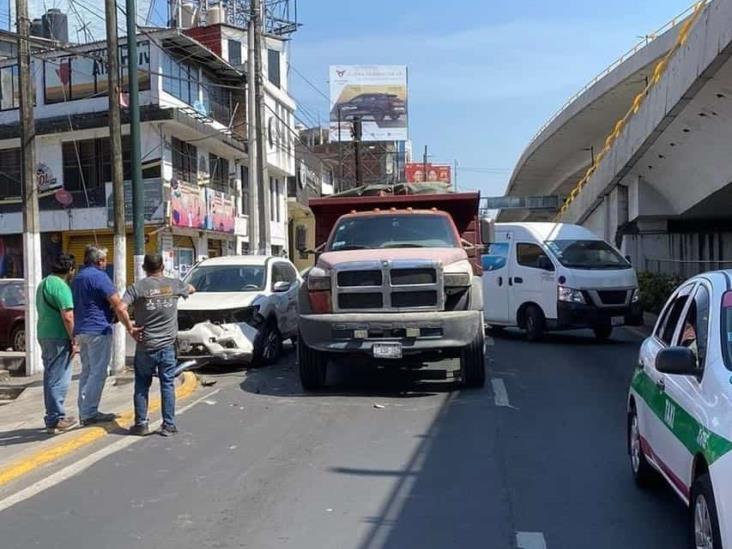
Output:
[{"xmin": 105, "ymin": 178, "xmax": 165, "ymax": 226}]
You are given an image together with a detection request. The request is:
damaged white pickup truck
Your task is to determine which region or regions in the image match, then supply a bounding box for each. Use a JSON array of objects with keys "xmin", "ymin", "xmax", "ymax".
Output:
[{"xmin": 176, "ymin": 256, "xmax": 301, "ymax": 367}]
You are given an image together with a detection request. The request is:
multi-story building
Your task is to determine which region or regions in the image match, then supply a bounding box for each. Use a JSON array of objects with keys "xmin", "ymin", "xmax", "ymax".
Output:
[{"xmin": 0, "ymin": 20, "xmax": 296, "ymax": 280}]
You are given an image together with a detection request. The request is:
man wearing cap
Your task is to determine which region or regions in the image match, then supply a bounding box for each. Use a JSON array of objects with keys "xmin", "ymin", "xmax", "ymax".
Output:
[
  {"xmin": 72, "ymin": 245, "xmax": 139, "ymax": 426},
  {"xmin": 124, "ymin": 253, "xmax": 195, "ymax": 436}
]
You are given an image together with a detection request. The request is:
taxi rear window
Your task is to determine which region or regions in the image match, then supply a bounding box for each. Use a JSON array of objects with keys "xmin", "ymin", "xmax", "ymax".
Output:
[{"xmin": 722, "ymin": 291, "xmax": 732, "ymax": 371}]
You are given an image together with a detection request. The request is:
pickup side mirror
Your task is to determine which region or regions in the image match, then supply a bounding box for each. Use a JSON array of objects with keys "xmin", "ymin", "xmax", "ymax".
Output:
[
  {"xmin": 272, "ymin": 281, "xmax": 292, "ymax": 293},
  {"xmin": 656, "ymin": 347, "xmax": 699, "ymax": 376},
  {"xmin": 480, "ymin": 217, "xmax": 495, "ymax": 245}
]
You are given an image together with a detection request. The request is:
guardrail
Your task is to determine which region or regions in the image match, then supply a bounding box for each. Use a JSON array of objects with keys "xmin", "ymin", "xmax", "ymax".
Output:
[
  {"xmin": 529, "ymin": 3, "xmax": 699, "ymax": 145},
  {"xmin": 644, "ymin": 257, "xmax": 732, "ymax": 278}
]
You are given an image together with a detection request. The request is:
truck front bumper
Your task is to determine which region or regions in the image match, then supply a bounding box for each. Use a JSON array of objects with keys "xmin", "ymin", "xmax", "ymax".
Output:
[{"xmin": 299, "ymin": 310, "xmax": 482, "ymax": 355}]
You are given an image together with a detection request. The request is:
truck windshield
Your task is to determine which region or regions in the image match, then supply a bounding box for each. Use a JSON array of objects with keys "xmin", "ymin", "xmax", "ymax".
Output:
[
  {"xmin": 545, "ymin": 240, "xmax": 631, "ymax": 270},
  {"xmin": 329, "ymin": 215, "xmax": 459, "ymax": 251},
  {"xmin": 186, "ymin": 265, "xmax": 266, "ymax": 292}
]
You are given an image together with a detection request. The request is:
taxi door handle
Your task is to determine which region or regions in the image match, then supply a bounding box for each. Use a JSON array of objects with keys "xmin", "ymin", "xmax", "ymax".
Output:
[{"xmin": 656, "ymin": 378, "xmax": 665, "ymax": 392}]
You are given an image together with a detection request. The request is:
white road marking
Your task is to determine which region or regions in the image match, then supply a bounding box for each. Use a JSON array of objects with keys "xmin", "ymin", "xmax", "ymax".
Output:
[
  {"xmin": 491, "ymin": 378, "xmax": 511, "ymax": 407},
  {"xmin": 516, "ymin": 531, "xmax": 547, "ymax": 549},
  {"xmin": 0, "ymin": 388, "xmax": 221, "ymax": 513}
]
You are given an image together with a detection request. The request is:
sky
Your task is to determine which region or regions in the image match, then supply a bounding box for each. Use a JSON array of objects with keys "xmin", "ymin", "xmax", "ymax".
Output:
[{"xmin": 289, "ymin": 0, "xmax": 696, "ymax": 197}]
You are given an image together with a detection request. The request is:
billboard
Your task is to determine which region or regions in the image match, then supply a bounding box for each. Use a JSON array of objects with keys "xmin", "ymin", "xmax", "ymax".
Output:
[
  {"xmin": 329, "ymin": 65, "xmax": 408, "ymax": 142},
  {"xmin": 405, "ymin": 163, "xmax": 451, "ymax": 185}
]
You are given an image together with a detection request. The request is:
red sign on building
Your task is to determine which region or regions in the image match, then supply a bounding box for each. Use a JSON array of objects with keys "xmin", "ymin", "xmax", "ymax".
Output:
[{"xmin": 405, "ymin": 163, "xmax": 451, "ymax": 185}]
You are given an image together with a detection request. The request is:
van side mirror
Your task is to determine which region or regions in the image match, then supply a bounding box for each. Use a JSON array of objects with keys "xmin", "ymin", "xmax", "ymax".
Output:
[
  {"xmin": 656, "ymin": 347, "xmax": 699, "ymax": 376},
  {"xmin": 480, "ymin": 217, "xmax": 495, "ymax": 245},
  {"xmin": 537, "ymin": 255, "xmax": 554, "ymax": 271}
]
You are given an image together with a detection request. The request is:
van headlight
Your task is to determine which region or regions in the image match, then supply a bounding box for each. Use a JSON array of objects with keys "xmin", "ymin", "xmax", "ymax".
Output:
[
  {"xmin": 558, "ymin": 286, "xmax": 586, "ymax": 304},
  {"xmin": 632, "ymin": 288, "xmax": 640, "ymax": 303}
]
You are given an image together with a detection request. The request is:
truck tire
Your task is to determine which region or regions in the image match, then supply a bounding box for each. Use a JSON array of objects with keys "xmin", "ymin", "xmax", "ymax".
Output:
[
  {"xmin": 461, "ymin": 329, "xmax": 485, "ymax": 388},
  {"xmin": 593, "ymin": 324, "xmax": 613, "ymax": 340},
  {"xmin": 298, "ymin": 334, "xmax": 327, "ymax": 391},
  {"xmin": 525, "ymin": 305, "xmax": 545, "ymax": 342}
]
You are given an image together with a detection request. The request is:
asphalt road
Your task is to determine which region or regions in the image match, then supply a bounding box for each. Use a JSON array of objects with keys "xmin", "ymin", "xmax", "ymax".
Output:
[{"xmin": 0, "ymin": 329, "xmax": 689, "ymax": 549}]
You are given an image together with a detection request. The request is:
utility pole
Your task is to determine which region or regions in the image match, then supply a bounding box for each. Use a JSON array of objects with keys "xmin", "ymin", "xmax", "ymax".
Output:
[
  {"xmin": 454, "ymin": 159, "xmax": 458, "ymax": 192},
  {"xmin": 126, "ymin": 0, "xmax": 144, "ymax": 280},
  {"xmin": 246, "ymin": 19, "xmax": 259, "ymax": 253},
  {"xmin": 352, "ymin": 116, "xmax": 362, "ymax": 187},
  {"xmin": 17, "ymin": 0, "xmax": 42, "ymax": 375},
  {"xmin": 251, "ymin": 0, "xmax": 271, "ymax": 255},
  {"xmin": 337, "ymin": 106, "xmax": 343, "ymax": 192},
  {"xmin": 106, "ymin": 0, "xmax": 126, "ymax": 374},
  {"xmin": 423, "ymin": 145, "xmax": 428, "ymax": 183}
]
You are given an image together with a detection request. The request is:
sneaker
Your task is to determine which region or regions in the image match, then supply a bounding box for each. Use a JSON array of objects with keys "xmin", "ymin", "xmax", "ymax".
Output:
[
  {"xmin": 46, "ymin": 417, "xmax": 77, "ymax": 435},
  {"xmin": 80, "ymin": 412, "xmax": 118, "ymax": 426},
  {"xmin": 129, "ymin": 423, "xmax": 150, "ymax": 436},
  {"xmin": 159, "ymin": 424, "xmax": 178, "ymax": 437}
]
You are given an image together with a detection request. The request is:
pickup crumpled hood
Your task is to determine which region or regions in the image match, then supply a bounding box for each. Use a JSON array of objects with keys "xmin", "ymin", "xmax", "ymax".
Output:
[
  {"xmin": 318, "ymin": 247, "xmax": 468, "ymax": 269},
  {"xmin": 178, "ymin": 291, "xmax": 261, "ymax": 311}
]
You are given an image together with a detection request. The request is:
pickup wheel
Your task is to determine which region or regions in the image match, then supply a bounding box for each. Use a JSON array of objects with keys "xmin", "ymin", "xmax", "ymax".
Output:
[
  {"xmin": 253, "ymin": 320, "xmax": 282, "ymax": 367},
  {"xmin": 298, "ymin": 334, "xmax": 327, "ymax": 391},
  {"xmin": 461, "ymin": 329, "xmax": 485, "ymax": 388}
]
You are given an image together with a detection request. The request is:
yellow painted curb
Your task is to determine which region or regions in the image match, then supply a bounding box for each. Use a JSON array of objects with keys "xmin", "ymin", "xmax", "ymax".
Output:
[{"xmin": 0, "ymin": 371, "xmax": 199, "ymax": 488}]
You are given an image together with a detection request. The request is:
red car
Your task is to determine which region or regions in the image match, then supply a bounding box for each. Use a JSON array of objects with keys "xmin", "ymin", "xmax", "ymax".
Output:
[{"xmin": 0, "ymin": 279, "xmax": 25, "ymax": 352}]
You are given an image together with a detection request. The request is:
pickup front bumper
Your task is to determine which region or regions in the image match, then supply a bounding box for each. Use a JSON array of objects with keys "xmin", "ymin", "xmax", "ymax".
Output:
[{"xmin": 299, "ymin": 310, "xmax": 482, "ymax": 355}]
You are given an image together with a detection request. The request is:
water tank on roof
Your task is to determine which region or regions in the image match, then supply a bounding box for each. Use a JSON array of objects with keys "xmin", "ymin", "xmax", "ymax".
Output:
[
  {"xmin": 42, "ymin": 9, "xmax": 68, "ymax": 43},
  {"xmin": 30, "ymin": 18, "xmax": 43, "ymax": 38},
  {"xmin": 180, "ymin": 2, "xmax": 198, "ymax": 28},
  {"xmin": 207, "ymin": 5, "xmax": 226, "ymax": 25}
]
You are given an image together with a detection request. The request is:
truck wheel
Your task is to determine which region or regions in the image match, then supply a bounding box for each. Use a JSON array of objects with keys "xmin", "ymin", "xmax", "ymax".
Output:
[
  {"xmin": 690, "ymin": 474, "xmax": 722, "ymax": 549},
  {"xmin": 298, "ymin": 334, "xmax": 327, "ymax": 391},
  {"xmin": 593, "ymin": 324, "xmax": 613, "ymax": 340},
  {"xmin": 525, "ymin": 305, "xmax": 545, "ymax": 342},
  {"xmin": 461, "ymin": 330, "xmax": 485, "ymax": 388},
  {"xmin": 253, "ymin": 321, "xmax": 282, "ymax": 367}
]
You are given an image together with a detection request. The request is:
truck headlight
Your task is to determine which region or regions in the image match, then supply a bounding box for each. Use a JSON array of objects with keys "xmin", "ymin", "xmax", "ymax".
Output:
[
  {"xmin": 558, "ymin": 286, "xmax": 586, "ymax": 304},
  {"xmin": 444, "ymin": 272, "xmax": 471, "ymax": 287},
  {"xmin": 632, "ymin": 288, "xmax": 640, "ymax": 303},
  {"xmin": 307, "ymin": 267, "xmax": 331, "ymax": 291}
]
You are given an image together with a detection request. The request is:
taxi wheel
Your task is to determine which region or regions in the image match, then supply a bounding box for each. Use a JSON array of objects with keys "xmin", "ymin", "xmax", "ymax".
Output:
[
  {"xmin": 628, "ymin": 408, "xmax": 656, "ymax": 488},
  {"xmin": 690, "ymin": 474, "xmax": 722, "ymax": 549}
]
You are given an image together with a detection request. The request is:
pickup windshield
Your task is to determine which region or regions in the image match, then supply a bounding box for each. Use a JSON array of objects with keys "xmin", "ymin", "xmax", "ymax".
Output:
[
  {"xmin": 328, "ymin": 214, "xmax": 459, "ymax": 251},
  {"xmin": 545, "ymin": 240, "xmax": 631, "ymax": 270}
]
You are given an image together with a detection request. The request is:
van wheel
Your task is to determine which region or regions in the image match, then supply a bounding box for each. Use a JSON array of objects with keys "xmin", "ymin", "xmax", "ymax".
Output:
[
  {"xmin": 628, "ymin": 408, "xmax": 656, "ymax": 488},
  {"xmin": 525, "ymin": 306, "xmax": 545, "ymax": 342},
  {"xmin": 593, "ymin": 324, "xmax": 613, "ymax": 340},
  {"xmin": 298, "ymin": 334, "xmax": 327, "ymax": 391},
  {"xmin": 691, "ymin": 474, "xmax": 722, "ymax": 549},
  {"xmin": 461, "ymin": 329, "xmax": 485, "ymax": 388}
]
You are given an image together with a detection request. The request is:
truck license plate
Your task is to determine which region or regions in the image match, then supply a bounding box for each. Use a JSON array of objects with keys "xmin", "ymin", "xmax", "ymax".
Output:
[
  {"xmin": 611, "ymin": 316, "xmax": 624, "ymax": 326},
  {"xmin": 373, "ymin": 343, "xmax": 402, "ymax": 359}
]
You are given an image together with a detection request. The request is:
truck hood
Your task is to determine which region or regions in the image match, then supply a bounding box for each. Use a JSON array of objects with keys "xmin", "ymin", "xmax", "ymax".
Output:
[
  {"xmin": 318, "ymin": 247, "xmax": 468, "ymax": 269},
  {"xmin": 564, "ymin": 268, "xmax": 638, "ymax": 289},
  {"xmin": 178, "ymin": 291, "xmax": 261, "ymax": 311}
]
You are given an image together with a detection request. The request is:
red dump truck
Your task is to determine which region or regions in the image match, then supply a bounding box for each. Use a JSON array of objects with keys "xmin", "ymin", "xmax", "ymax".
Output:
[{"xmin": 297, "ymin": 190, "xmax": 488, "ymax": 390}]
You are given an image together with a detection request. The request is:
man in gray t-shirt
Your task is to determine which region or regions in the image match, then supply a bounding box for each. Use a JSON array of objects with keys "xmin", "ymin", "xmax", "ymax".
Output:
[{"xmin": 123, "ymin": 253, "xmax": 195, "ymax": 437}]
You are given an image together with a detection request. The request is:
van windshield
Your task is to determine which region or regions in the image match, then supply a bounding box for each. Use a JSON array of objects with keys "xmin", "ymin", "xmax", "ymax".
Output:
[
  {"xmin": 328, "ymin": 214, "xmax": 459, "ymax": 251},
  {"xmin": 545, "ymin": 240, "xmax": 631, "ymax": 270}
]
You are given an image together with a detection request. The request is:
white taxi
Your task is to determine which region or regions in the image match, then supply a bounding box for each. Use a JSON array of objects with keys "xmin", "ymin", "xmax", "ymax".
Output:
[{"xmin": 628, "ymin": 271, "xmax": 732, "ymax": 549}]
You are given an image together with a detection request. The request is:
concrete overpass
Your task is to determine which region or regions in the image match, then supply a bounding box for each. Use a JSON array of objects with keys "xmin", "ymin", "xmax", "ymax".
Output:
[{"xmin": 502, "ymin": 0, "xmax": 732, "ymax": 276}]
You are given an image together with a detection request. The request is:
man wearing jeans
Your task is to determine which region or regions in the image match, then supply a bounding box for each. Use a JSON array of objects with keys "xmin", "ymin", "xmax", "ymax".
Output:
[
  {"xmin": 123, "ymin": 253, "xmax": 195, "ymax": 436},
  {"xmin": 72, "ymin": 245, "xmax": 139, "ymax": 426},
  {"xmin": 37, "ymin": 253, "xmax": 77, "ymax": 434}
]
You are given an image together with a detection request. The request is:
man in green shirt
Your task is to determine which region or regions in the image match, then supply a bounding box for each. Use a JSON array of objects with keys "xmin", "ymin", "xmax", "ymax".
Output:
[{"xmin": 37, "ymin": 253, "xmax": 77, "ymax": 434}]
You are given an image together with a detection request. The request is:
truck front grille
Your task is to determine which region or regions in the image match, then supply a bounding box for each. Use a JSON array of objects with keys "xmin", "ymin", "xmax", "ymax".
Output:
[{"xmin": 333, "ymin": 260, "xmax": 444, "ymax": 312}]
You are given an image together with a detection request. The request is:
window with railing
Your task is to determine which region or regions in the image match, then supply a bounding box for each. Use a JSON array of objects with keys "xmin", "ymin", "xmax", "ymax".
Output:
[
  {"xmin": 208, "ymin": 153, "xmax": 229, "ymax": 192},
  {"xmin": 171, "ymin": 137, "xmax": 198, "ymax": 184}
]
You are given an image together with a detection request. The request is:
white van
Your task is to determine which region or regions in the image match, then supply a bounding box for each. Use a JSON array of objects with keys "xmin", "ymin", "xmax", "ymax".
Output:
[{"xmin": 482, "ymin": 222, "xmax": 643, "ymax": 340}]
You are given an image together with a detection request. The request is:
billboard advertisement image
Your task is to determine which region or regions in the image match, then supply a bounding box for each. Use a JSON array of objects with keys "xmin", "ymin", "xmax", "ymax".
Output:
[
  {"xmin": 329, "ymin": 65, "xmax": 408, "ymax": 142},
  {"xmin": 405, "ymin": 163, "xmax": 451, "ymax": 186}
]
